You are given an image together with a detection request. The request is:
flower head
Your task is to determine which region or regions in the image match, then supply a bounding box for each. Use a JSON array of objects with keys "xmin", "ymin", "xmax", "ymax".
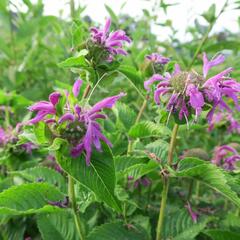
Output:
[
  {"xmin": 212, "ymin": 145, "xmax": 240, "ymax": 171},
  {"xmin": 208, "ymin": 110, "xmax": 240, "ymax": 134},
  {"xmin": 144, "ymin": 53, "xmax": 240, "ymax": 124},
  {"xmin": 127, "ymin": 176, "xmax": 151, "ymax": 189},
  {"xmin": 0, "ymin": 124, "xmax": 37, "ymax": 154},
  {"xmin": 28, "ymin": 79, "xmax": 125, "ymax": 165},
  {"xmin": 146, "ymin": 53, "xmax": 170, "ymax": 65},
  {"xmin": 89, "ymin": 18, "xmax": 131, "ymax": 61}
]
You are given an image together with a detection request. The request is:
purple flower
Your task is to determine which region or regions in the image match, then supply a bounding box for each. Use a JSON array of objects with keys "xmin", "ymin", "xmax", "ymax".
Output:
[
  {"xmin": 72, "ymin": 79, "xmax": 83, "ymax": 97},
  {"xmin": 203, "ymin": 53, "xmax": 225, "ymax": 78},
  {"xmin": 90, "ymin": 18, "xmax": 131, "ymax": 59},
  {"xmin": 185, "ymin": 202, "xmax": 198, "ymax": 223},
  {"xmin": 70, "ymin": 92, "xmax": 125, "ymax": 165},
  {"xmin": 0, "ymin": 128, "xmax": 7, "ymax": 146},
  {"xmin": 28, "ymin": 83, "xmax": 125, "ymax": 166},
  {"xmin": 144, "ymin": 52, "xmax": 240, "ymax": 123},
  {"xmin": 28, "ymin": 91, "xmax": 61, "ymax": 124},
  {"xmin": 208, "ymin": 110, "xmax": 240, "ymax": 134},
  {"xmin": 128, "ymin": 176, "xmax": 151, "ymax": 189},
  {"xmin": 0, "ymin": 124, "xmax": 37, "ymax": 154},
  {"xmin": 21, "ymin": 142, "xmax": 37, "ymax": 154},
  {"xmin": 212, "ymin": 145, "xmax": 240, "ymax": 171},
  {"xmin": 146, "ymin": 53, "xmax": 170, "ymax": 65}
]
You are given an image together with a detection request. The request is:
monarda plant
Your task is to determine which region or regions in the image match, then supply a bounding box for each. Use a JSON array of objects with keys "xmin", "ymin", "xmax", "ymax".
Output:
[{"xmin": 0, "ymin": 5, "xmax": 240, "ymax": 240}]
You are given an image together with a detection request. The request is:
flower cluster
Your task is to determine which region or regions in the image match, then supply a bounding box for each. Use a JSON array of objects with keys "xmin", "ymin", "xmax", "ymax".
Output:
[
  {"xmin": 208, "ymin": 111, "xmax": 240, "ymax": 134},
  {"xmin": 212, "ymin": 145, "xmax": 240, "ymax": 171},
  {"xmin": 89, "ymin": 18, "xmax": 131, "ymax": 61},
  {"xmin": 128, "ymin": 175, "xmax": 151, "ymax": 189},
  {"xmin": 28, "ymin": 79, "xmax": 125, "ymax": 165},
  {"xmin": 144, "ymin": 53, "xmax": 240, "ymax": 124},
  {"xmin": 0, "ymin": 124, "xmax": 36, "ymax": 154},
  {"xmin": 146, "ymin": 53, "xmax": 170, "ymax": 65},
  {"xmin": 143, "ymin": 53, "xmax": 170, "ymax": 76}
]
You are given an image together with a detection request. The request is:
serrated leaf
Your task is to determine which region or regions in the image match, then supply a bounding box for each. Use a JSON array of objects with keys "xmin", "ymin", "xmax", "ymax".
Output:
[
  {"xmin": 163, "ymin": 208, "xmax": 212, "ymax": 240},
  {"xmin": 87, "ymin": 221, "xmax": 149, "ymax": 240},
  {"xmin": 55, "ymin": 139, "xmax": 121, "ymax": 212},
  {"xmin": 173, "ymin": 158, "xmax": 240, "ymax": 208},
  {"xmin": 113, "ymin": 102, "xmax": 136, "ymax": 131},
  {"xmin": 114, "ymin": 155, "xmax": 147, "ymax": 173},
  {"xmin": 76, "ymin": 185, "xmax": 96, "ymax": 213},
  {"xmin": 128, "ymin": 121, "xmax": 171, "ymax": 138},
  {"xmin": 11, "ymin": 166, "xmax": 67, "ymax": 193},
  {"xmin": 37, "ymin": 211, "xmax": 79, "ymax": 240},
  {"xmin": 123, "ymin": 160, "xmax": 158, "ymax": 181},
  {"xmin": 145, "ymin": 139, "xmax": 169, "ymax": 164},
  {"xmin": 0, "ymin": 183, "xmax": 65, "ymax": 215}
]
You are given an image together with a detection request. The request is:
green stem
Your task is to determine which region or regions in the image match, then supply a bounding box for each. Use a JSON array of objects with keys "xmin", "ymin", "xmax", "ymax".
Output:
[
  {"xmin": 68, "ymin": 175, "xmax": 84, "ymax": 240},
  {"xmin": 82, "ymin": 84, "xmax": 91, "ymax": 100},
  {"xmin": 167, "ymin": 124, "xmax": 179, "ymax": 165},
  {"xmin": 135, "ymin": 97, "xmax": 148, "ymax": 124},
  {"xmin": 195, "ymin": 181, "xmax": 200, "ymax": 202},
  {"xmin": 86, "ymin": 72, "xmax": 109, "ymax": 102},
  {"xmin": 117, "ymin": 71, "xmax": 145, "ymax": 100},
  {"xmin": 70, "ymin": 0, "xmax": 75, "ymax": 19},
  {"xmin": 156, "ymin": 177, "xmax": 169, "ymax": 240},
  {"xmin": 156, "ymin": 124, "xmax": 179, "ymax": 240},
  {"xmin": 187, "ymin": 179, "xmax": 194, "ymax": 201},
  {"xmin": 188, "ymin": 0, "xmax": 228, "ymax": 70}
]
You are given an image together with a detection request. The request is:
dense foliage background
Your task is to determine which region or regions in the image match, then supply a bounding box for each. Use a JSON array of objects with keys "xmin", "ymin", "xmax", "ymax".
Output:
[{"xmin": 0, "ymin": 0, "xmax": 240, "ymax": 239}]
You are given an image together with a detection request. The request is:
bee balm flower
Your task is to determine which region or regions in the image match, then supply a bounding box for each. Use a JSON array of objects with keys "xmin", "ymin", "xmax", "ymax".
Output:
[
  {"xmin": 89, "ymin": 18, "xmax": 131, "ymax": 61},
  {"xmin": 144, "ymin": 53, "xmax": 240, "ymax": 124},
  {"xmin": 28, "ymin": 79, "xmax": 125, "ymax": 165},
  {"xmin": 212, "ymin": 145, "xmax": 240, "ymax": 171}
]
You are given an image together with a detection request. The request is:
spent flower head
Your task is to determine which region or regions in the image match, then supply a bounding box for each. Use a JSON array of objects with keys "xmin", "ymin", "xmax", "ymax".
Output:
[
  {"xmin": 28, "ymin": 79, "xmax": 125, "ymax": 165},
  {"xmin": 144, "ymin": 52, "xmax": 240, "ymax": 125}
]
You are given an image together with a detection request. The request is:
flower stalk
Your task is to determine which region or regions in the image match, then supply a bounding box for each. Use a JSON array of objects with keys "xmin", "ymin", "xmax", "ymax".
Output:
[
  {"xmin": 68, "ymin": 175, "xmax": 85, "ymax": 240},
  {"xmin": 156, "ymin": 124, "xmax": 179, "ymax": 240}
]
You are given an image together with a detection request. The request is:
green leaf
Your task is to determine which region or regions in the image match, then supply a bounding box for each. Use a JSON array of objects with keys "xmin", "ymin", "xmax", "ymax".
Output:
[
  {"xmin": 204, "ymin": 229, "xmax": 240, "ymax": 240},
  {"xmin": 87, "ymin": 221, "xmax": 149, "ymax": 240},
  {"xmin": 37, "ymin": 211, "xmax": 79, "ymax": 240},
  {"xmin": 11, "ymin": 166, "xmax": 67, "ymax": 193},
  {"xmin": 114, "ymin": 155, "xmax": 147, "ymax": 173},
  {"xmin": 118, "ymin": 65, "xmax": 143, "ymax": 87},
  {"xmin": 173, "ymin": 158, "xmax": 240, "ymax": 208},
  {"xmin": 123, "ymin": 160, "xmax": 158, "ymax": 181},
  {"xmin": 0, "ymin": 183, "xmax": 65, "ymax": 215},
  {"xmin": 0, "ymin": 177, "xmax": 13, "ymax": 192},
  {"xmin": 58, "ymin": 51, "xmax": 88, "ymax": 68},
  {"xmin": 55, "ymin": 139, "xmax": 121, "ymax": 212},
  {"xmin": 104, "ymin": 4, "xmax": 118, "ymax": 23},
  {"xmin": 145, "ymin": 139, "xmax": 170, "ymax": 164},
  {"xmin": 113, "ymin": 102, "xmax": 137, "ymax": 131},
  {"xmin": 128, "ymin": 121, "xmax": 171, "ymax": 138},
  {"xmin": 163, "ymin": 208, "xmax": 212, "ymax": 240},
  {"xmin": 202, "ymin": 4, "xmax": 216, "ymax": 23},
  {"xmin": 76, "ymin": 185, "xmax": 96, "ymax": 213}
]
